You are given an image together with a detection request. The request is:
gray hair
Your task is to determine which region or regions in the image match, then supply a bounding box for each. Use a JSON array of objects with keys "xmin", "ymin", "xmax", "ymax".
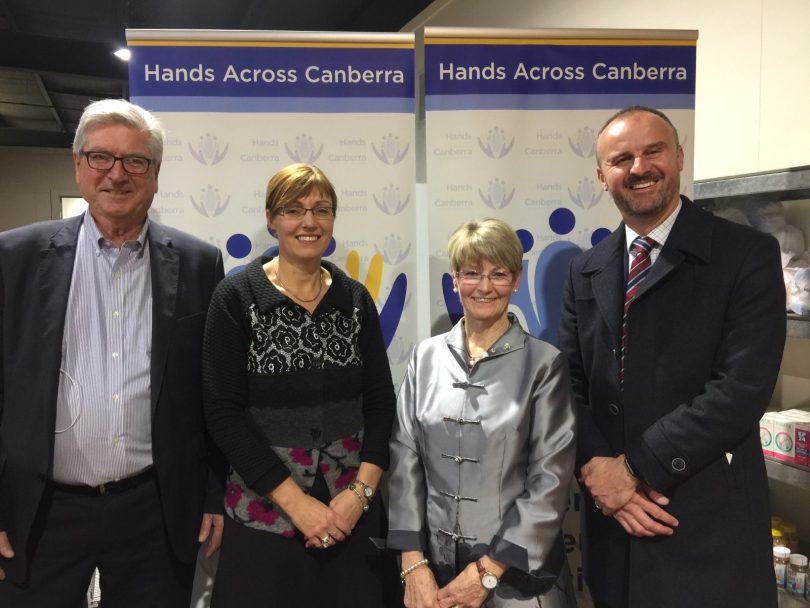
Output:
[
  {"xmin": 447, "ymin": 217, "xmax": 523, "ymax": 275},
  {"xmin": 72, "ymin": 99, "xmax": 165, "ymax": 163}
]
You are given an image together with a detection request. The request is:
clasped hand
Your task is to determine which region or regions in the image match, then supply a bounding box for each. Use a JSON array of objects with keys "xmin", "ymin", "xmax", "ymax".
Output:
[
  {"xmin": 296, "ymin": 489, "xmax": 364, "ymax": 549},
  {"xmin": 580, "ymin": 455, "xmax": 678, "ymax": 537},
  {"xmin": 404, "ymin": 563, "xmax": 489, "ymax": 608}
]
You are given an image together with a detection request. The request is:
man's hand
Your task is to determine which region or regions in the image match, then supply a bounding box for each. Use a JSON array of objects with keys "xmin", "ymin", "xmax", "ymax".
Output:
[
  {"xmin": 580, "ymin": 455, "xmax": 638, "ymax": 514},
  {"xmin": 0, "ymin": 531, "xmax": 15, "ymax": 581},
  {"xmin": 198, "ymin": 514, "xmax": 224, "ymax": 558},
  {"xmin": 613, "ymin": 486, "xmax": 678, "ymax": 537}
]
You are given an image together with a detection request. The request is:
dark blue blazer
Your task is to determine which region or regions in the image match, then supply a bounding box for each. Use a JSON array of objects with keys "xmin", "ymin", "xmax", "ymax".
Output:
[
  {"xmin": 0, "ymin": 214, "xmax": 224, "ymax": 584},
  {"xmin": 560, "ymin": 198, "xmax": 785, "ymax": 608}
]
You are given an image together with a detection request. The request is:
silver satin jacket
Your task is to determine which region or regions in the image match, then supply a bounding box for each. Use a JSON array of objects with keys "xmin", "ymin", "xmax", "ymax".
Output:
[{"xmin": 387, "ymin": 314, "xmax": 576, "ymax": 594}]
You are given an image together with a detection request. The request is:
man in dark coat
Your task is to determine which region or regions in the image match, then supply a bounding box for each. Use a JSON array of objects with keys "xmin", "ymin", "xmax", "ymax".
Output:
[
  {"xmin": 559, "ymin": 106, "xmax": 785, "ymax": 608},
  {"xmin": 0, "ymin": 99, "xmax": 224, "ymax": 607}
]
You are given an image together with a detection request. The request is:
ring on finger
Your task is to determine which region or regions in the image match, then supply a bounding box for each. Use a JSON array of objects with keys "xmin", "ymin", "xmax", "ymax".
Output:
[{"xmin": 320, "ymin": 535, "xmax": 331, "ymax": 548}]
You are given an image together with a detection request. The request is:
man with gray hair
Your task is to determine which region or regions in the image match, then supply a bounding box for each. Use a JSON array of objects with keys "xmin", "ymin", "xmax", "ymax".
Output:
[{"xmin": 0, "ymin": 99, "xmax": 225, "ymax": 607}]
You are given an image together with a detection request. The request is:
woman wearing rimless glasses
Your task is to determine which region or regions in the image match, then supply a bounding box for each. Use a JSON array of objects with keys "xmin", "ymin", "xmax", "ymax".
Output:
[
  {"xmin": 202, "ymin": 163, "xmax": 400, "ymax": 606},
  {"xmin": 387, "ymin": 218, "xmax": 576, "ymax": 608}
]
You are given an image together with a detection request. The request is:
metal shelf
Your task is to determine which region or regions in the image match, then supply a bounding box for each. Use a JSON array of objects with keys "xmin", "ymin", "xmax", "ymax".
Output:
[
  {"xmin": 765, "ymin": 458, "xmax": 810, "ymax": 488},
  {"xmin": 778, "ymin": 587, "xmax": 809, "ymax": 607}
]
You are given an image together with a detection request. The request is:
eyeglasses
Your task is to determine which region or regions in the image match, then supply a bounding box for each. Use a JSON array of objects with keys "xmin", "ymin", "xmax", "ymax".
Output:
[
  {"xmin": 81, "ymin": 151, "xmax": 154, "ymax": 175},
  {"xmin": 455, "ymin": 270, "xmax": 514, "ymax": 286},
  {"xmin": 277, "ymin": 205, "xmax": 335, "ymax": 220}
]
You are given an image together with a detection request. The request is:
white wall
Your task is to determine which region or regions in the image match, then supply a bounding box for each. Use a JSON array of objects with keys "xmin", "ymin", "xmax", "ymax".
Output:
[{"xmin": 405, "ymin": 0, "xmax": 810, "ymax": 179}]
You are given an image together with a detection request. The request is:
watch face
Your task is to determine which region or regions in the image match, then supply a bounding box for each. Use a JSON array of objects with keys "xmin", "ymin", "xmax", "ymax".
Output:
[
  {"xmin": 362, "ymin": 486, "xmax": 374, "ymax": 498},
  {"xmin": 482, "ymin": 573, "xmax": 498, "ymax": 590}
]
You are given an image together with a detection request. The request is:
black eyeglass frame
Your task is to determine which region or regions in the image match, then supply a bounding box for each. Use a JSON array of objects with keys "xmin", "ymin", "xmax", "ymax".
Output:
[{"xmin": 80, "ymin": 150, "xmax": 155, "ymax": 175}]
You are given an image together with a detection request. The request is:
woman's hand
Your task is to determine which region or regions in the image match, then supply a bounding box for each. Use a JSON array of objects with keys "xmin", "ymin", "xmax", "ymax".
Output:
[
  {"xmin": 436, "ymin": 563, "xmax": 489, "ymax": 608},
  {"xmin": 329, "ymin": 488, "xmax": 365, "ymax": 531},
  {"xmin": 404, "ymin": 563, "xmax": 440, "ymax": 608},
  {"xmin": 269, "ymin": 478, "xmax": 351, "ymax": 550}
]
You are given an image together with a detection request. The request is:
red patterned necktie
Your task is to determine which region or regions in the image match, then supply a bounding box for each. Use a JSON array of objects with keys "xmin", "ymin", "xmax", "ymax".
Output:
[{"xmin": 621, "ymin": 236, "xmax": 656, "ymax": 383}]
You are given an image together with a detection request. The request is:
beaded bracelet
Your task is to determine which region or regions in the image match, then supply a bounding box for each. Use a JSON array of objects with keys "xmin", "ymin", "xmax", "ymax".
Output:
[{"xmin": 400, "ymin": 558, "xmax": 430, "ymax": 581}]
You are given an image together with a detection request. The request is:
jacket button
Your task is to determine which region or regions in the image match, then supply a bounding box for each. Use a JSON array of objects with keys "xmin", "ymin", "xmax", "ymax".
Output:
[
  {"xmin": 671, "ymin": 457, "xmax": 686, "ymax": 472},
  {"xmin": 310, "ymin": 428, "xmax": 322, "ymax": 440},
  {"xmin": 608, "ymin": 403, "xmax": 620, "ymax": 415}
]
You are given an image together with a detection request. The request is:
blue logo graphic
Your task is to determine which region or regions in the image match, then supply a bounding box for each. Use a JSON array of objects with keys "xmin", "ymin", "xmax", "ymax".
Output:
[
  {"xmin": 478, "ymin": 178, "xmax": 515, "ymax": 210},
  {"xmin": 373, "ymin": 184, "xmax": 410, "ymax": 216},
  {"xmin": 568, "ymin": 127, "xmax": 597, "ymax": 158},
  {"xmin": 188, "ymin": 133, "xmax": 229, "ymax": 165},
  {"xmin": 568, "ymin": 178, "xmax": 603, "ymax": 210},
  {"xmin": 285, "ymin": 133, "xmax": 323, "ymax": 163},
  {"xmin": 371, "ymin": 133, "xmax": 409, "ymax": 165},
  {"xmin": 478, "ymin": 126, "xmax": 515, "ymax": 159},
  {"xmin": 190, "ymin": 186, "xmax": 230, "ymax": 218}
]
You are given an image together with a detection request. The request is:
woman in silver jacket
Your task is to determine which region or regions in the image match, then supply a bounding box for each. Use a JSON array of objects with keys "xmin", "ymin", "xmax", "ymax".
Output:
[{"xmin": 387, "ymin": 218, "xmax": 576, "ymax": 608}]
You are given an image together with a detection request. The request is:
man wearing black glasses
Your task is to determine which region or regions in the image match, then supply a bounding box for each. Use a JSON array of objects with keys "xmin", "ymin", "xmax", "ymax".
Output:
[{"xmin": 0, "ymin": 99, "xmax": 225, "ymax": 607}]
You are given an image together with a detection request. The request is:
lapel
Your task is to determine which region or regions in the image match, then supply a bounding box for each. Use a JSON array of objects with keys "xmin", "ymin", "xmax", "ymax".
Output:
[
  {"xmin": 581, "ymin": 226, "xmax": 626, "ymax": 346},
  {"xmin": 37, "ymin": 216, "xmax": 83, "ymax": 347},
  {"xmin": 634, "ymin": 196, "xmax": 712, "ymax": 303},
  {"xmin": 147, "ymin": 222, "xmax": 179, "ymax": 417}
]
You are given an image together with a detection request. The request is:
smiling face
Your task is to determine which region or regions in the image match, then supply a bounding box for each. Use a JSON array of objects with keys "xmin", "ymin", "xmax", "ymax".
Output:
[
  {"xmin": 74, "ymin": 123, "xmax": 159, "ymax": 240},
  {"xmin": 455, "ymin": 259, "xmax": 520, "ymax": 328},
  {"xmin": 596, "ymin": 110, "xmax": 684, "ymax": 234},
  {"xmin": 266, "ymin": 188, "xmax": 334, "ymax": 267}
]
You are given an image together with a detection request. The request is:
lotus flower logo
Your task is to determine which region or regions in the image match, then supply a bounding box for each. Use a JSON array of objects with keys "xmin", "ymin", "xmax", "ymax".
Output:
[
  {"xmin": 285, "ymin": 133, "xmax": 323, "ymax": 163},
  {"xmin": 478, "ymin": 178, "xmax": 515, "ymax": 210},
  {"xmin": 374, "ymin": 234, "xmax": 411, "ymax": 265},
  {"xmin": 188, "ymin": 133, "xmax": 228, "ymax": 165},
  {"xmin": 190, "ymin": 185, "xmax": 230, "ymax": 218},
  {"xmin": 371, "ymin": 133, "xmax": 409, "ymax": 165},
  {"xmin": 568, "ymin": 178, "xmax": 603, "ymax": 209},
  {"xmin": 373, "ymin": 184, "xmax": 410, "ymax": 216},
  {"xmin": 478, "ymin": 127, "xmax": 514, "ymax": 159},
  {"xmin": 568, "ymin": 127, "xmax": 597, "ymax": 158}
]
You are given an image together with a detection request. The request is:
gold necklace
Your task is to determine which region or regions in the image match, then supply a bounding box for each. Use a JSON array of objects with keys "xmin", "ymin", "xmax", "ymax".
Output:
[{"xmin": 276, "ymin": 265, "xmax": 323, "ymax": 303}]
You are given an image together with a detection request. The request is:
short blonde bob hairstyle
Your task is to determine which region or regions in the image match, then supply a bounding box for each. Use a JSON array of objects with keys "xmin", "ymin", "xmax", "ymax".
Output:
[
  {"xmin": 265, "ymin": 163, "xmax": 337, "ymax": 216},
  {"xmin": 447, "ymin": 217, "xmax": 523, "ymax": 275}
]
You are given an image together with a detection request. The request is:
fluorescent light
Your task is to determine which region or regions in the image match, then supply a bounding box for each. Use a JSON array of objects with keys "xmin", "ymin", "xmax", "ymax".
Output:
[{"xmin": 113, "ymin": 48, "xmax": 131, "ymax": 61}]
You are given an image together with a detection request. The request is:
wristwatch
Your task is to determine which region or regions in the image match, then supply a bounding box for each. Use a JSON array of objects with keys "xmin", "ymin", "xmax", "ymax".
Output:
[
  {"xmin": 352, "ymin": 478, "xmax": 374, "ymax": 500},
  {"xmin": 348, "ymin": 480, "xmax": 372, "ymax": 512},
  {"xmin": 476, "ymin": 559, "xmax": 499, "ymax": 590}
]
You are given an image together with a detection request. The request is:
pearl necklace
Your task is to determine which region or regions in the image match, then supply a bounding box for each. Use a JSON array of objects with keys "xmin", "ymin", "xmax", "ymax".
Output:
[{"xmin": 277, "ymin": 266, "xmax": 324, "ymax": 303}]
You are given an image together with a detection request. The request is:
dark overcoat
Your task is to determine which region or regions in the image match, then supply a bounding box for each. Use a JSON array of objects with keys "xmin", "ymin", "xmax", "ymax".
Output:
[{"xmin": 559, "ymin": 198, "xmax": 785, "ymax": 608}]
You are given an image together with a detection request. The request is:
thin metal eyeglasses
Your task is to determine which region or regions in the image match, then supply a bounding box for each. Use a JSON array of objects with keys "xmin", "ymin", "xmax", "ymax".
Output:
[
  {"xmin": 81, "ymin": 150, "xmax": 154, "ymax": 175},
  {"xmin": 277, "ymin": 205, "xmax": 335, "ymax": 220},
  {"xmin": 455, "ymin": 270, "xmax": 514, "ymax": 286}
]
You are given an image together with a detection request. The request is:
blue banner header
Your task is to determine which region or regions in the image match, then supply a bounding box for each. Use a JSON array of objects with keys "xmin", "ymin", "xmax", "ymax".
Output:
[
  {"xmin": 128, "ymin": 44, "xmax": 414, "ymax": 101},
  {"xmin": 425, "ymin": 42, "xmax": 696, "ymax": 97}
]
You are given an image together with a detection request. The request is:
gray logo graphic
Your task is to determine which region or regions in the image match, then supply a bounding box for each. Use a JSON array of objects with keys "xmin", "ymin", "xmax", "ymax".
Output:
[
  {"xmin": 568, "ymin": 127, "xmax": 597, "ymax": 158},
  {"xmin": 567, "ymin": 178, "xmax": 603, "ymax": 209},
  {"xmin": 188, "ymin": 133, "xmax": 229, "ymax": 165},
  {"xmin": 478, "ymin": 127, "xmax": 515, "ymax": 159},
  {"xmin": 373, "ymin": 184, "xmax": 410, "ymax": 215},
  {"xmin": 478, "ymin": 178, "xmax": 515, "ymax": 210},
  {"xmin": 190, "ymin": 185, "xmax": 230, "ymax": 218},
  {"xmin": 374, "ymin": 234, "xmax": 411, "ymax": 265},
  {"xmin": 285, "ymin": 133, "xmax": 323, "ymax": 163},
  {"xmin": 371, "ymin": 133, "xmax": 409, "ymax": 165}
]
